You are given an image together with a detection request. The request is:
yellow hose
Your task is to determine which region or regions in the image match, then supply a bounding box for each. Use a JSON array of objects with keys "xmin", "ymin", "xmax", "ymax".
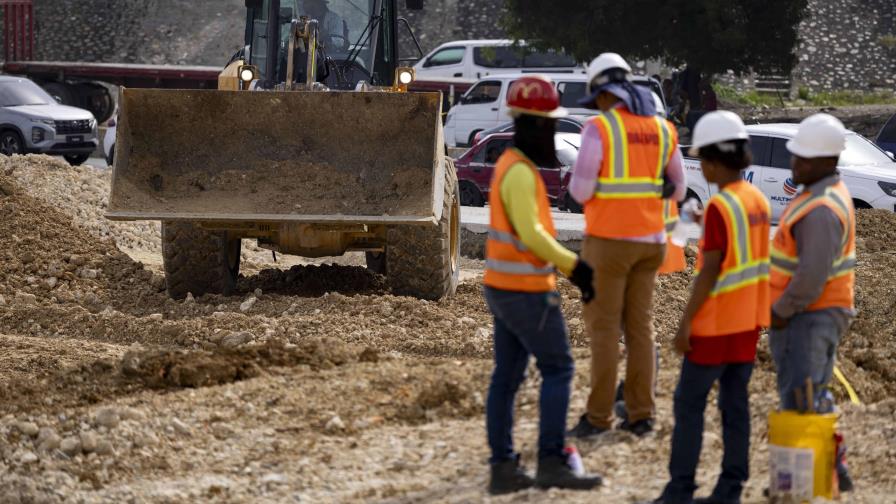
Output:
[{"xmin": 833, "ymin": 366, "xmax": 861, "ymax": 405}]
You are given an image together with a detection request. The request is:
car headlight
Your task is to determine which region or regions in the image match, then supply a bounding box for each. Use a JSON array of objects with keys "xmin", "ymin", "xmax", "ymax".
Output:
[
  {"xmin": 878, "ymin": 181, "xmax": 896, "ymax": 197},
  {"xmin": 31, "ymin": 118, "xmax": 55, "ymax": 128}
]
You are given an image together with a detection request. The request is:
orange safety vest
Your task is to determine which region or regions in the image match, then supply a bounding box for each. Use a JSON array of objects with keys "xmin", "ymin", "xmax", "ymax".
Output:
[
  {"xmin": 770, "ymin": 180, "xmax": 856, "ymax": 311},
  {"xmin": 658, "ymin": 199, "xmax": 686, "ymax": 274},
  {"xmin": 584, "ymin": 108, "xmax": 678, "ymax": 238},
  {"xmin": 483, "ymin": 148, "xmax": 558, "ymax": 293},
  {"xmin": 691, "ymin": 180, "xmax": 771, "ymax": 337}
]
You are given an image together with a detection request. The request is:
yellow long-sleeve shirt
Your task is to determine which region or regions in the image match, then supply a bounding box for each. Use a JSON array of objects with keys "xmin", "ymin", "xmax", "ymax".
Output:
[{"xmin": 500, "ymin": 162, "xmax": 578, "ymax": 277}]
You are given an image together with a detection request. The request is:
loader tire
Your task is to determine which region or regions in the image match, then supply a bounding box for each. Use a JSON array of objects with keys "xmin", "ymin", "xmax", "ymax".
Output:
[
  {"xmin": 382, "ymin": 159, "xmax": 460, "ymax": 300},
  {"xmin": 162, "ymin": 221, "xmax": 241, "ymax": 299}
]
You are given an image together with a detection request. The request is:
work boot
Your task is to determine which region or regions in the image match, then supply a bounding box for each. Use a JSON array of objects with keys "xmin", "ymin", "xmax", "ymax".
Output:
[
  {"xmin": 536, "ymin": 454, "xmax": 602, "ymax": 490},
  {"xmin": 488, "ymin": 455, "xmax": 535, "ymax": 495},
  {"xmin": 694, "ymin": 497, "xmax": 740, "ymax": 504},
  {"xmin": 619, "ymin": 418, "xmax": 654, "ymax": 437},
  {"xmin": 567, "ymin": 413, "xmax": 609, "ymax": 439}
]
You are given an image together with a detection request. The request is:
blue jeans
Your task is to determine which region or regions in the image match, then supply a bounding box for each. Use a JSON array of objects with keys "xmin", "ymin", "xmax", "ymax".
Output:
[
  {"xmin": 662, "ymin": 359, "xmax": 754, "ymax": 504},
  {"xmin": 484, "ymin": 286, "xmax": 574, "ymax": 463},
  {"xmin": 769, "ymin": 310, "xmax": 847, "ymax": 411}
]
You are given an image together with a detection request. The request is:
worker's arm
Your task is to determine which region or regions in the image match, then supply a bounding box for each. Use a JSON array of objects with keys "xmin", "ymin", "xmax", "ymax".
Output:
[
  {"xmin": 665, "ymin": 149, "xmax": 688, "ymax": 202},
  {"xmin": 501, "ymin": 163, "xmax": 578, "ymax": 277},
  {"xmin": 772, "ymin": 207, "xmax": 843, "ymax": 320},
  {"xmin": 569, "ymin": 122, "xmax": 602, "ymax": 204}
]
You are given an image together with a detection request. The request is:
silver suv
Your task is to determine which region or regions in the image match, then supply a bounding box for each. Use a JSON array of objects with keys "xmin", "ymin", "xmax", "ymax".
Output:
[{"xmin": 0, "ymin": 76, "xmax": 98, "ymax": 166}]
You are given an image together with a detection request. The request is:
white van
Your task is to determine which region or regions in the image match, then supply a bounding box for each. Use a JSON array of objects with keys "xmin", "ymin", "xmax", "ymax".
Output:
[
  {"xmin": 413, "ymin": 40, "xmax": 584, "ymax": 81},
  {"xmin": 443, "ymin": 73, "xmax": 664, "ymax": 147}
]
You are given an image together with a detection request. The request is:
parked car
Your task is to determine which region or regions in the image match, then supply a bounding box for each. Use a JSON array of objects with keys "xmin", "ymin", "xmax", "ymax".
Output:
[
  {"xmin": 444, "ymin": 73, "xmax": 664, "ymax": 147},
  {"xmin": 685, "ymin": 123, "xmax": 896, "ymax": 221},
  {"xmin": 0, "ymin": 76, "xmax": 98, "ymax": 166},
  {"xmin": 103, "ymin": 113, "xmax": 117, "ymax": 166},
  {"xmin": 874, "ymin": 112, "xmax": 896, "ymax": 155},
  {"xmin": 413, "ymin": 40, "xmax": 583, "ymax": 81},
  {"xmin": 455, "ymin": 132, "xmax": 581, "ymax": 207}
]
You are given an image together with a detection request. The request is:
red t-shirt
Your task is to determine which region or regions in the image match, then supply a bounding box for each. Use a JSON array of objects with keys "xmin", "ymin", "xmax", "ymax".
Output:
[{"xmin": 687, "ymin": 205, "xmax": 760, "ymax": 366}]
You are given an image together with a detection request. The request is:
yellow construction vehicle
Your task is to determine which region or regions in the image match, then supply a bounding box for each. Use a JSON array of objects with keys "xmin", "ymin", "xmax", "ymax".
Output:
[{"xmin": 107, "ymin": 0, "xmax": 460, "ymax": 301}]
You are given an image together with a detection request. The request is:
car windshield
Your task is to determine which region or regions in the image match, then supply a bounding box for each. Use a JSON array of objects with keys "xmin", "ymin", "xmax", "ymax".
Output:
[
  {"xmin": 840, "ymin": 134, "xmax": 894, "ymax": 166},
  {"xmin": 0, "ymin": 80, "xmax": 54, "ymax": 107},
  {"xmin": 556, "ymin": 147, "xmax": 578, "ymax": 166}
]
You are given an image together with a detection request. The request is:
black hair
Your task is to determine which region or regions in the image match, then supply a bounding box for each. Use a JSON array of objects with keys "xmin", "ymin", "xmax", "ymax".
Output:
[
  {"xmin": 698, "ymin": 140, "xmax": 752, "ymax": 171},
  {"xmin": 513, "ymin": 114, "xmax": 558, "ymax": 168}
]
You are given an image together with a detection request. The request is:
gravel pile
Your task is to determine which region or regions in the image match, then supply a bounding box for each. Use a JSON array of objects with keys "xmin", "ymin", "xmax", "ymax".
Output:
[{"xmin": 0, "ymin": 155, "xmax": 894, "ymax": 502}]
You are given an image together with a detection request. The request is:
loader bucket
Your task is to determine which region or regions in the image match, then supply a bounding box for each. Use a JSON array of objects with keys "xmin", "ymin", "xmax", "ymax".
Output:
[{"xmin": 107, "ymin": 88, "xmax": 445, "ymax": 225}]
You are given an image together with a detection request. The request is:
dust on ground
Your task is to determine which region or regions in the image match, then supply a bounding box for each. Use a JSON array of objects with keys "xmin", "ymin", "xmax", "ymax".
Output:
[{"xmin": 1, "ymin": 155, "xmax": 895, "ymax": 503}]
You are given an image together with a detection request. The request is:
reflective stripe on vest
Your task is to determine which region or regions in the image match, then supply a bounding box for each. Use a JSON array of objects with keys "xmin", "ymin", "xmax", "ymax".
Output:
[
  {"xmin": 663, "ymin": 199, "xmax": 678, "ymax": 233},
  {"xmin": 483, "ymin": 148, "xmax": 559, "ymax": 292},
  {"xmin": 592, "ymin": 110, "xmax": 668, "ymax": 199},
  {"xmin": 708, "ymin": 191, "xmax": 769, "ymax": 296},
  {"xmin": 691, "ymin": 181, "xmax": 771, "ymax": 336},
  {"xmin": 770, "ymin": 180, "xmax": 855, "ymax": 311}
]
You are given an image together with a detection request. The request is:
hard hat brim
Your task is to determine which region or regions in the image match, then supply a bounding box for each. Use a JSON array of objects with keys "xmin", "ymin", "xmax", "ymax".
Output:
[
  {"xmin": 786, "ymin": 138, "xmax": 841, "ymax": 159},
  {"xmin": 508, "ymin": 105, "xmax": 569, "ymax": 119}
]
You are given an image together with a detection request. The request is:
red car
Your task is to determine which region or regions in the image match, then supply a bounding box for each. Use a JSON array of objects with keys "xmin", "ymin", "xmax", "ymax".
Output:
[{"xmin": 455, "ymin": 132, "xmax": 581, "ymax": 207}]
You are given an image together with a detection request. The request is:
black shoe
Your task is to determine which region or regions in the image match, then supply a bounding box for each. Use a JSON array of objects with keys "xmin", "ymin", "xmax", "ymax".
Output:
[
  {"xmin": 694, "ymin": 497, "xmax": 739, "ymax": 504},
  {"xmin": 619, "ymin": 418, "xmax": 655, "ymax": 437},
  {"xmin": 567, "ymin": 413, "xmax": 609, "ymax": 439},
  {"xmin": 536, "ymin": 454, "xmax": 602, "ymax": 490},
  {"xmin": 488, "ymin": 455, "xmax": 535, "ymax": 495}
]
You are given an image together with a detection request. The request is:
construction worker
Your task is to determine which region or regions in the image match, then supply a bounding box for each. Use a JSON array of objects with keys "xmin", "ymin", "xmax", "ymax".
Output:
[
  {"xmin": 768, "ymin": 113, "xmax": 855, "ymax": 491},
  {"xmin": 650, "ymin": 111, "xmax": 771, "ymax": 504},
  {"xmin": 567, "ymin": 53, "xmax": 686, "ymax": 439},
  {"xmin": 483, "ymin": 75, "xmax": 602, "ymax": 494}
]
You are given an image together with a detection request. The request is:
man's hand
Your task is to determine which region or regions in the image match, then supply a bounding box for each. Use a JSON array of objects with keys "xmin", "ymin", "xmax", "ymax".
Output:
[
  {"xmin": 570, "ymin": 259, "xmax": 595, "ymax": 304},
  {"xmin": 771, "ymin": 310, "xmax": 789, "ymax": 329},
  {"xmin": 674, "ymin": 319, "xmax": 692, "ymax": 355}
]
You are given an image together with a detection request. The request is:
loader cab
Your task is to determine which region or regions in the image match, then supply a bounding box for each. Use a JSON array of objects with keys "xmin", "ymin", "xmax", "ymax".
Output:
[{"xmin": 244, "ymin": 0, "xmax": 406, "ymax": 90}]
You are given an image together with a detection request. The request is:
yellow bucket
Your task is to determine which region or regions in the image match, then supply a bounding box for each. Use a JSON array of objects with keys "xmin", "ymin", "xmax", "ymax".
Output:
[{"xmin": 768, "ymin": 411, "xmax": 838, "ymax": 501}]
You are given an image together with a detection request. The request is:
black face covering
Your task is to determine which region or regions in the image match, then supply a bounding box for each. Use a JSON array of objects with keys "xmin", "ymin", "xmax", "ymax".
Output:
[{"xmin": 513, "ymin": 115, "xmax": 558, "ymax": 168}]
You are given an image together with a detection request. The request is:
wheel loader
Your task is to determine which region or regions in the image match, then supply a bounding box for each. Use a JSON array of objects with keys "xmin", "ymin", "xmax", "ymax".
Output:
[{"xmin": 107, "ymin": 0, "xmax": 460, "ymax": 301}]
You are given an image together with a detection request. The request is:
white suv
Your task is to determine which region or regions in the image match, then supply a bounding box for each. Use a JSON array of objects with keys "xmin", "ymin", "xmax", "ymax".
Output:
[
  {"xmin": 684, "ymin": 123, "xmax": 896, "ymax": 220},
  {"xmin": 413, "ymin": 40, "xmax": 584, "ymax": 81},
  {"xmin": 443, "ymin": 73, "xmax": 664, "ymax": 147}
]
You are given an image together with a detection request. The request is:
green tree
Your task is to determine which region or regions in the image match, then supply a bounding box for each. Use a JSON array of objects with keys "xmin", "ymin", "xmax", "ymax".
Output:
[{"xmin": 503, "ymin": 0, "xmax": 809, "ymax": 75}]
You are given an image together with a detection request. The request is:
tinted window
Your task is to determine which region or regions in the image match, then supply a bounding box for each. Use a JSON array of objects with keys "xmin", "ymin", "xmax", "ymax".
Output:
[
  {"xmin": 557, "ymin": 82, "xmax": 587, "ymax": 108},
  {"xmin": 769, "ymin": 138, "xmax": 791, "ymax": 169},
  {"xmin": 521, "ymin": 49, "xmax": 577, "ymax": 68},
  {"xmin": 840, "ymin": 134, "xmax": 893, "ymax": 166},
  {"xmin": 557, "ymin": 118, "xmax": 584, "ymax": 134},
  {"xmin": 0, "ymin": 80, "xmax": 54, "ymax": 107},
  {"xmin": 748, "ymin": 135, "xmax": 772, "ymax": 166},
  {"xmin": 474, "ymin": 46, "xmax": 523, "ymax": 68},
  {"xmin": 879, "ymin": 114, "xmax": 896, "ymax": 143},
  {"xmin": 462, "ymin": 80, "xmax": 502, "ymax": 105},
  {"xmin": 424, "ymin": 47, "xmax": 465, "ymax": 67},
  {"xmin": 474, "ymin": 138, "xmax": 512, "ymax": 163}
]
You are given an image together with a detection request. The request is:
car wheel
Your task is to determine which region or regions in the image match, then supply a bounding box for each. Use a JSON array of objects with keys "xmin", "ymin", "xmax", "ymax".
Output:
[
  {"xmin": 0, "ymin": 131, "xmax": 25, "ymax": 156},
  {"xmin": 853, "ymin": 199, "xmax": 872, "ymax": 210},
  {"xmin": 459, "ymin": 180, "xmax": 485, "ymax": 207},
  {"xmin": 63, "ymin": 153, "xmax": 91, "ymax": 166}
]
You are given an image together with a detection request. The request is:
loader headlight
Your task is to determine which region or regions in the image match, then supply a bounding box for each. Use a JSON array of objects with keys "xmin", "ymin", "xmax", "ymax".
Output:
[
  {"xmin": 394, "ymin": 67, "xmax": 416, "ymax": 92},
  {"xmin": 239, "ymin": 66, "xmax": 256, "ymax": 83}
]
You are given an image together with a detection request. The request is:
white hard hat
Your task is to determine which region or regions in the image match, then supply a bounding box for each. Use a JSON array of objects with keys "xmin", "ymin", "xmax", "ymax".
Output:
[
  {"xmin": 586, "ymin": 53, "xmax": 632, "ymax": 89},
  {"xmin": 786, "ymin": 113, "xmax": 846, "ymax": 158},
  {"xmin": 688, "ymin": 111, "xmax": 749, "ymax": 156}
]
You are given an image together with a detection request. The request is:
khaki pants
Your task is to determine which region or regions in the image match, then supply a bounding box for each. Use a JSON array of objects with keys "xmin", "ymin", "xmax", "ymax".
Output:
[{"xmin": 582, "ymin": 236, "xmax": 665, "ymax": 428}]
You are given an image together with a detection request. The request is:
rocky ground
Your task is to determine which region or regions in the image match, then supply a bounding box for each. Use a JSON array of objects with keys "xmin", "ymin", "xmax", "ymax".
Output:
[{"xmin": 0, "ymin": 155, "xmax": 895, "ymax": 503}]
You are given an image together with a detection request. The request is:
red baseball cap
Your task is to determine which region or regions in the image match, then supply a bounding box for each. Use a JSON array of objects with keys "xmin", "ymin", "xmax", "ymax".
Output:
[{"xmin": 506, "ymin": 75, "xmax": 568, "ymax": 118}]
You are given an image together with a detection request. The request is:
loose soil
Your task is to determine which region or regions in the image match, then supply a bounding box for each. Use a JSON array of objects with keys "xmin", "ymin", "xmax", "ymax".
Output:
[{"xmin": 1, "ymin": 155, "xmax": 894, "ymax": 503}]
